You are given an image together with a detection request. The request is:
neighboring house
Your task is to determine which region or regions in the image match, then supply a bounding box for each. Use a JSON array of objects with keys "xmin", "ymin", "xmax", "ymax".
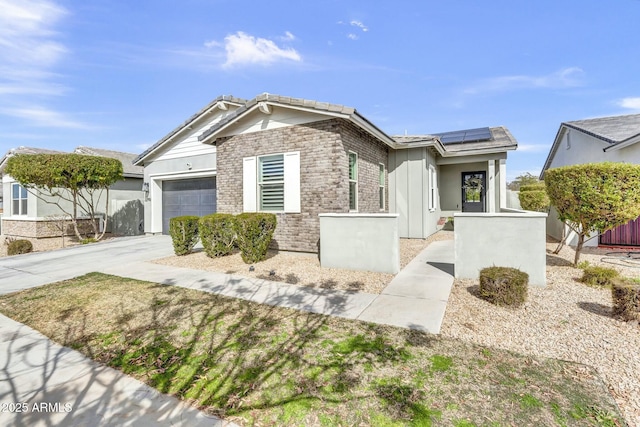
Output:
[
  {"xmin": 134, "ymin": 93, "xmax": 518, "ymax": 253},
  {"xmin": 0, "ymin": 146, "xmax": 145, "ymax": 238},
  {"xmin": 540, "ymin": 113, "xmax": 640, "ymax": 247}
]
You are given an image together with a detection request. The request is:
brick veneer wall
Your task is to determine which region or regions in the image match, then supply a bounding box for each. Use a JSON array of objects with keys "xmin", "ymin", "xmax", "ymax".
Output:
[{"xmin": 215, "ymin": 118, "xmax": 389, "ymax": 252}]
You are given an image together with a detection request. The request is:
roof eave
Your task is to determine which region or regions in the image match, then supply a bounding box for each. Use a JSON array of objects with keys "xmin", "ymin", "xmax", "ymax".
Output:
[
  {"xmin": 603, "ymin": 134, "xmax": 640, "ymax": 152},
  {"xmin": 440, "ymin": 145, "xmax": 517, "ymax": 157},
  {"xmin": 133, "ymin": 96, "xmax": 246, "ymax": 166},
  {"xmin": 539, "ymin": 125, "xmax": 567, "ymax": 179}
]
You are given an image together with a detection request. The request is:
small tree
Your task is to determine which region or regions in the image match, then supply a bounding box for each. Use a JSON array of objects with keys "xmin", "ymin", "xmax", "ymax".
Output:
[
  {"xmin": 507, "ymin": 172, "xmax": 541, "ymax": 191},
  {"xmin": 544, "ymin": 162, "xmax": 640, "ymax": 265},
  {"xmin": 6, "ymin": 154, "xmax": 123, "ymax": 241}
]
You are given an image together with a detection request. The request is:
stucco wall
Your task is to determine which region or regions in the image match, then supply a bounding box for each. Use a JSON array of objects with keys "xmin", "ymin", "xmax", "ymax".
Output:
[
  {"xmin": 454, "ymin": 210, "xmax": 547, "ymax": 286},
  {"xmin": 388, "ymin": 147, "xmax": 440, "ymax": 239},
  {"xmin": 215, "ymin": 118, "xmax": 388, "ymax": 252},
  {"xmin": 439, "ymin": 162, "xmax": 487, "ymax": 211},
  {"xmin": 319, "ymin": 213, "xmax": 400, "ymax": 273}
]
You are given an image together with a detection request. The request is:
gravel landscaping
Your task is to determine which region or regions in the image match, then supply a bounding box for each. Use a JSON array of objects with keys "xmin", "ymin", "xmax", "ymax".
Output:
[
  {"xmin": 153, "ymin": 231, "xmax": 454, "ymax": 294},
  {"xmin": 156, "ymin": 231, "xmax": 640, "ymax": 425},
  {"xmin": 441, "ymin": 240, "xmax": 640, "ymax": 427}
]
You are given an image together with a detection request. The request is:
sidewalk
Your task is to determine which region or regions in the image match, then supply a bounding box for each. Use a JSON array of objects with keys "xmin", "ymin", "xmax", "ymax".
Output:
[{"xmin": 0, "ymin": 235, "xmax": 455, "ymax": 425}]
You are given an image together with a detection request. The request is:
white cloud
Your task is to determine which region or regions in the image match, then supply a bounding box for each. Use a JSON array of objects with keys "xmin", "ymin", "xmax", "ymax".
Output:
[
  {"xmin": 347, "ymin": 33, "xmax": 358, "ymax": 40},
  {"xmin": 282, "ymin": 31, "xmax": 296, "ymax": 41},
  {"xmin": 464, "ymin": 67, "xmax": 585, "ymax": 95},
  {"xmin": 208, "ymin": 31, "xmax": 301, "ymax": 68},
  {"xmin": 350, "ymin": 20, "xmax": 368, "ymax": 32},
  {"xmin": 618, "ymin": 97, "xmax": 640, "ymax": 110},
  {"xmin": 0, "ymin": 0, "xmax": 68, "ymax": 93},
  {"xmin": 2, "ymin": 106, "xmax": 91, "ymax": 129}
]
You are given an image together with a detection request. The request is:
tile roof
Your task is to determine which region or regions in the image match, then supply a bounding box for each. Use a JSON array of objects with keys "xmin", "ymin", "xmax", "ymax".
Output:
[
  {"xmin": 74, "ymin": 146, "xmax": 143, "ymax": 178},
  {"xmin": 563, "ymin": 113, "xmax": 640, "ymax": 144},
  {"xmin": 197, "ymin": 92, "xmax": 389, "ymax": 143}
]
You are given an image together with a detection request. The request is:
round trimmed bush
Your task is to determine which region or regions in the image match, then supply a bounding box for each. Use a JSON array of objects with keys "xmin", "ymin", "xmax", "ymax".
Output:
[
  {"xmin": 7, "ymin": 239, "xmax": 33, "ymax": 256},
  {"xmin": 479, "ymin": 266, "xmax": 529, "ymax": 307},
  {"xmin": 611, "ymin": 278, "xmax": 640, "ymax": 322}
]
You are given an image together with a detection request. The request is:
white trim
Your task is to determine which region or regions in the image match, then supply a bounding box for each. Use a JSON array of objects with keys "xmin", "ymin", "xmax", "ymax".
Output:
[
  {"xmin": 348, "ymin": 151, "xmax": 358, "ymax": 212},
  {"xmin": 319, "ymin": 213, "xmax": 399, "ymax": 218},
  {"xmin": 243, "ymin": 157, "xmax": 258, "ymax": 212},
  {"xmin": 148, "ymin": 168, "xmax": 216, "ymax": 180},
  {"xmin": 499, "ymin": 158, "xmax": 507, "ymax": 209},
  {"xmin": 487, "ymin": 159, "xmax": 496, "ymax": 213},
  {"xmin": 428, "ymin": 164, "xmax": 437, "ymax": 211},
  {"xmin": 378, "ymin": 163, "xmax": 385, "ymax": 211},
  {"xmin": 284, "ymin": 151, "xmax": 301, "ymax": 213}
]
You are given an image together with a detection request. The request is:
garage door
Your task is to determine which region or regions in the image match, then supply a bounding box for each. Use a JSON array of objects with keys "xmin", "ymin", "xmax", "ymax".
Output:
[{"xmin": 162, "ymin": 177, "xmax": 216, "ymax": 234}]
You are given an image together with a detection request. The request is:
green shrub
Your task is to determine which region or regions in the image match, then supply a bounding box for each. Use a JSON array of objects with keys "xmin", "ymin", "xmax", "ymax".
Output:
[
  {"xmin": 234, "ymin": 213, "xmax": 277, "ymax": 263},
  {"xmin": 199, "ymin": 213, "xmax": 236, "ymax": 258},
  {"xmin": 518, "ymin": 190, "xmax": 550, "ymax": 212},
  {"xmin": 611, "ymin": 278, "xmax": 640, "ymax": 322},
  {"xmin": 81, "ymin": 237, "xmax": 97, "ymax": 245},
  {"xmin": 479, "ymin": 267, "xmax": 529, "ymax": 307},
  {"xmin": 169, "ymin": 216, "xmax": 200, "ymax": 256},
  {"xmin": 519, "ymin": 183, "xmax": 546, "ymax": 192},
  {"xmin": 7, "ymin": 239, "xmax": 33, "ymax": 256},
  {"xmin": 580, "ymin": 266, "xmax": 619, "ymax": 288}
]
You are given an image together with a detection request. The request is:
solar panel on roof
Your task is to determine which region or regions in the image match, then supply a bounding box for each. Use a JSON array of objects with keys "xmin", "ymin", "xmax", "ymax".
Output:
[{"xmin": 434, "ymin": 127, "xmax": 492, "ymax": 144}]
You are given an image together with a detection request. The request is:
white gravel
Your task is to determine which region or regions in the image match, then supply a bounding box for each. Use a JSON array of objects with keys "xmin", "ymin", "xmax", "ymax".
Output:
[{"xmin": 441, "ymin": 241, "xmax": 640, "ymax": 426}]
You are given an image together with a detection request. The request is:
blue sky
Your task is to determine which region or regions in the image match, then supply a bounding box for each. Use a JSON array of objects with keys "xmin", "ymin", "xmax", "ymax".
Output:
[{"xmin": 1, "ymin": 0, "xmax": 639, "ymax": 181}]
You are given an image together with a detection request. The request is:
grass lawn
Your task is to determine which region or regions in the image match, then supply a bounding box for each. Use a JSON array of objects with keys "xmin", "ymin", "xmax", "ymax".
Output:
[{"xmin": 0, "ymin": 273, "xmax": 625, "ymax": 427}]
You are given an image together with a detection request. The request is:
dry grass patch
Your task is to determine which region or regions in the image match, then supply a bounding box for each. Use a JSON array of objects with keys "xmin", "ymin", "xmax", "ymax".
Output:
[{"xmin": 0, "ymin": 273, "xmax": 624, "ymax": 426}]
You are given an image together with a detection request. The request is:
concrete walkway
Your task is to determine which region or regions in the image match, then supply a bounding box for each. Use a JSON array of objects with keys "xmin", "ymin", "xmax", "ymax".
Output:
[{"xmin": 0, "ymin": 235, "xmax": 454, "ymax": 426}]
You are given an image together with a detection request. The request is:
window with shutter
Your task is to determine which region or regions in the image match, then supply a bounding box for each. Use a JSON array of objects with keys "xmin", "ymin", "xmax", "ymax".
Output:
[{"xmin": 259, "ymin": 154, "xmax": 285, "ymax": 211}]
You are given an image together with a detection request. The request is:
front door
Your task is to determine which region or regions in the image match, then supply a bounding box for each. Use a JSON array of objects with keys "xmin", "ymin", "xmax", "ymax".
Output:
[{"xmin": 461, "ymin": 171, "xmax": 486, "ymax": 212}]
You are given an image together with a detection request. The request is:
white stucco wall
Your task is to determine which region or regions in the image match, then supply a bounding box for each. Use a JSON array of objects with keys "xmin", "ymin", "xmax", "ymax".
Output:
[
  {"xmin": 454, "ymin": 209, "xmax": 547, "ymax": 286},
  {"xmin": 319, "ymin": 213, "xmax": 400, "ymax": 274}
]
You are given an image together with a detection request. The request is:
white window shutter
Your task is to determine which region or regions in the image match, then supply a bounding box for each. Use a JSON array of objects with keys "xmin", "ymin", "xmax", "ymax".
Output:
[
  {"xmin": 283, "ymin": 151, "xmax": 300, "ymax": 213},
  {"xmin": 243, "ymin": 156, "xmax": 257, "ymax": 212},
  {"xmin": 432, "ymin": 166, "xmax": 438, "ymax": 210}
]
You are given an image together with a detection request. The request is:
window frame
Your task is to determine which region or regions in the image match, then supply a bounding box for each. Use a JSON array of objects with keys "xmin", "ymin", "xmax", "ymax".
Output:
[
  {"xmin": 258, "ymin": 153, "xmax": 285, "ymax": 212},
  {"xmin": 379, "ymin": 163, "xmax": 385, "ymax": 211},
  {"xmin": 11, "ymin": 183, "xmax": 28, "ymax": 216},
  {"xmin": 428, "ymin": 164, "xmax": 437, "ymax": 211},
  {"xmin": 348, "ymin": 151, "xmax": 358, "ymax": 211}
]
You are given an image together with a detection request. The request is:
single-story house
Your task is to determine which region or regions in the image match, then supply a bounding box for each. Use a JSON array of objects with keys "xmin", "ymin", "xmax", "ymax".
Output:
[
  {"xmin": 540, "ymin": 113, "xmax": 640, "ymax": 247},
  {"xmin": 133, "ymin": 93, "xmax": 518, "ymax": 253},
  {"xmin": 0, "ymin": 146, "xmax": 145, "ymax": 238}
]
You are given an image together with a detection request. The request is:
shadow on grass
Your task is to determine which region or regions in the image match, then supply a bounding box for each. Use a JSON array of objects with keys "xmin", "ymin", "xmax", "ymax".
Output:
[{"xmin": 0, "ymin": 272, "xmax": 420, "ymax": 424}]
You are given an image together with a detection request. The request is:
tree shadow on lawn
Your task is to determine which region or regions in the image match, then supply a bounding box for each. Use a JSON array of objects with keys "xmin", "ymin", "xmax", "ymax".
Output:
[{"xmin": 33, "ymin": 274, "xmax": 419, "ymax": 423}]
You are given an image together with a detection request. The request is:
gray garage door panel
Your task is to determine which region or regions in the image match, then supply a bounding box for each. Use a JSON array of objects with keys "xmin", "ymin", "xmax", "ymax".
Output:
[{"xmin": 162, "ymin": 177, "xmax": 216, "ymax": 234}]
